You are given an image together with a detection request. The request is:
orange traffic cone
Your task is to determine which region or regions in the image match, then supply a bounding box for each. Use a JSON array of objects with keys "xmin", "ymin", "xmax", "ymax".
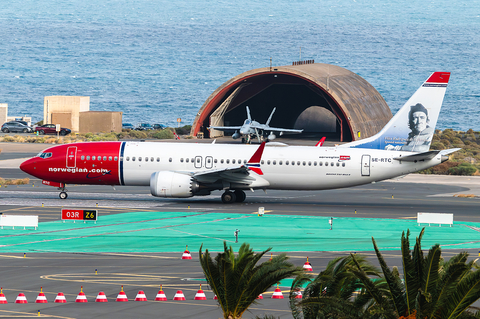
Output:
[
  {"xmin": 173, "ymin": 290, "xmax": 186, "ymax": 300},
  {"xmin": 293, "ymin": 289, "xmax": 302, "ymax": 299},
  {"xmin": 303, "ymin": 257, "xmax": 313, "ymax": 271},
  {"xmin": 95, "ymin": 291, "xmax": 108, "ymax": 302},
  {"xmin": 135, "ymin": 290, "xmax": 147, "ymax": 301},
  {"xmin": 194, "ymin": 284, "xmax": 207, "ymax": 300},
  {"xmin": 213, "ymin": 295, "xmax": 218, "ymax": 300},
  {"xmin": 0, "ymin": 287, "xmax": 7, "ymax": 304},
  {"xmin": 154, "ymin": 285, "xmax": 167, "ymax": 301},
  {"xmin": 272, "ymin": 285, "xmax": 284, "ymax": 299},
  {"xmin": 116, "ymin": 285, "xmax": 128, "ymax": 302},
  {"xmin": 35, "ymin": 287, "xmax": 48, "ymax": 303},
  {"xmin": 75, "ymin": 286, "xmax": 88, "ymax": 303},
  {"xmin": 256, "ymin": 294, "xmax": 263, "ymax": 300},
  {"xmin": 54, "ymin": 292, "xmax": 67, "ymax": 303},
  {"xmin": 15, "ymin": 293, "xmax": 28, "ymax": 304},
  {"xmin": 182, "ymin": 245, "xmax": 192, "ymax": 259}
]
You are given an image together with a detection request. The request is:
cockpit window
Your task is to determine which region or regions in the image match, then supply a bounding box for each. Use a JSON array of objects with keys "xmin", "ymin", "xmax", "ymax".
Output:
[
  {"xmin": 38, "ymin": 152, "xmax": 53, "ymax": 159},
  {"xmin": 244, "ymin": 119, "xmax": 251, "ymax": 125}
]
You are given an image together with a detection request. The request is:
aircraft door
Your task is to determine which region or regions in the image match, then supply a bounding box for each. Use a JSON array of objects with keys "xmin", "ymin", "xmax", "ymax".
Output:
[
  {"xmin": 205, "ymin": 156, "xmax": 213, "ymax": 169},
  {"xmin": 361, "ymin": 155, "xmax": 371, "ymax": 176},
  {"xmin": 194, "ymin": 156, "xmax": 202, "ymax": 169},
  {"xmin": 66, "ymin": 146, "xmax": 77, "ymax": 168}
]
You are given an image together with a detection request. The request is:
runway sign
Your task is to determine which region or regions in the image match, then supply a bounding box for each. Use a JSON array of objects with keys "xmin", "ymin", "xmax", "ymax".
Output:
[{"xmin": 61, "ymin": 209, "xmax": 98, "ymax": 221}]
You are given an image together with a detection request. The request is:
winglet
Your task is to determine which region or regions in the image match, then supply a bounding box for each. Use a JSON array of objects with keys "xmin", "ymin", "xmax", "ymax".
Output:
[
  {"xmin": 315, "ymin": 137, "xmax": 326, "ymax": 147},
  {"xmin": 246, "ymin": 142, "xmax": 266, "ymax": 175}
]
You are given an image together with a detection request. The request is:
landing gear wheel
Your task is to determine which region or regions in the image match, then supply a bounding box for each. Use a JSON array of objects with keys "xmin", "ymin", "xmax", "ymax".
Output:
[
  {"xmin": 234, "ymin": 190, "xmax": 246, "ymax": 202},
  {"xmin": 221, "ymin": 191, "xmax": 237, "ymax": 204},
  {"xmin": 59, "ymin": 192, "xmax": 68, "ymax": 199}
]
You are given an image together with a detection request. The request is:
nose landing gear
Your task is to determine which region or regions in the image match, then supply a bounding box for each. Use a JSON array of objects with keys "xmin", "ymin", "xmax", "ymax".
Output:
[{"xmin": 58, "ymin": 185, "xmax": 68, "ymax": 199}]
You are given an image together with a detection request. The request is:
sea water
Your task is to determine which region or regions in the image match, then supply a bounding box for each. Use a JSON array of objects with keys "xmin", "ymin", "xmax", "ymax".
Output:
[{"xmin": 0, "ymin": 0, "xmax": 479, "ymax": 130}]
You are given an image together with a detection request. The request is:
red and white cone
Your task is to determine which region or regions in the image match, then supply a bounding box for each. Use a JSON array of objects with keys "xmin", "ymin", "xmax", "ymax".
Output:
[
  {"xmin": 116, "ymin": 285, "xmax": 128, "ymax": 302},
  {"xmin": 182, "ymin": 245, "xmax": 192, "ymax": 260},
  {"xmin": 303, "ymin": 257, "xmax": 313, "ymax": 272},
  {"xmin": 95, "ymin": 291, "xmax": 108, "ymax": 302},
  {"xmin": 135, "ymin": 290, "xmax": 147, "ymax": 301},
  {"xmin": 75, "ymin": 286, "xmax": 88, "ymax": 303},
  {"xmin": 15, "ymin": 293, "xmax": 28, "ymax": 304},
  {"xmin": 173, "ymin": 290, "xmax": 186, "ymax": 300},
  {"xmin": 257, "ymin": 294, "xmax": 263, "ymax": 299},
  {"xmin": 0, "ymin": 287, "xmax": 7, "ymax": 304},
  {"xmin": 293, "ymin": 289, "xmax": 303, "ymax": 299},
  {"xmin": 35, "ymin": 287, "xmax": 48, "ymax": 303},
  {"xmin": 272, "ymin": 285, "xmax": 284, "ymax": 299},
  {"xmin": 194, "ymin": 284, "xmax": 207, "ymax": 300},
  {"xmin": 213, "ymin": 295, "xmax": 218, "ymax": 300},
  {"xmin": 154, "ymin": 285, "xmax": 167, "ymax": 301},
  {"xmin": 54, "ymin": 292, "xmax": 67, "ymax": 303}
]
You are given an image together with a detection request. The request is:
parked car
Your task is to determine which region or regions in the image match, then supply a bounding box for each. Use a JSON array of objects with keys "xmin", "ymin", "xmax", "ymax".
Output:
[
  {"xmin": 153, "ymin": 124, "xmax": 167, "ymax": 130},
  {"xmin": 1, "ymin": 121, "xmax": 33, "ymax": 133},
  {"xmin": 35, "ymin": 124, "xmax": 71, "ymax": 136},
  {"xmin": 136, "ymin": 123, "xmax": 154, "ymax": 131},
  {"xmin": 122, "ymin": 123, "xmax": 135, "ymax": 130}
]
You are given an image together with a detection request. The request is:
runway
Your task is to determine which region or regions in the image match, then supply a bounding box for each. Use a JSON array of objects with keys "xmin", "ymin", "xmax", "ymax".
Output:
[{"xmin": 1, "ymin": 142, "xmax": 480, "ymax": 318}]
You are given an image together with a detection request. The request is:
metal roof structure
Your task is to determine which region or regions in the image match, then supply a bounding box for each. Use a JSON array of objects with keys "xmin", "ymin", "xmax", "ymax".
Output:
[{"xmin": 191, "ymin": 62, "xmax": 392, "ymax": 142}]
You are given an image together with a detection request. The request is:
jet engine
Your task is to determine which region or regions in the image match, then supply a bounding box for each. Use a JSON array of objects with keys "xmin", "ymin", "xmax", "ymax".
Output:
[
  {"xmin": 267, "ymin": 132, "xmax": 276, "ymax": 141},
  {"xmin": 150, "ymin": 171, "xmax": 200, "ymax": 198},
  {"xmin": 232, "ymin": 131, "xmax": 241, "ymax": 139}
]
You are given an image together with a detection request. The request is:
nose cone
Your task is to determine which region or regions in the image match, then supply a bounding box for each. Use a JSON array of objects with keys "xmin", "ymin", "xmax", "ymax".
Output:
[{"xmin": 20, "ymin": 158, "xmax": 35, "ymax": 175}]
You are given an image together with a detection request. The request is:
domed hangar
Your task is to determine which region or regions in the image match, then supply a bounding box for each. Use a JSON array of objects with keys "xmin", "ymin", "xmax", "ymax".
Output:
[{"xmin": 191, "ymin": 62, "xmax": 392, "ymax": 142}]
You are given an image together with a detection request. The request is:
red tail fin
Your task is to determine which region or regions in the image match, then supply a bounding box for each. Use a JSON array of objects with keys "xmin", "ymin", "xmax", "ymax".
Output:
[{"xmin": 315, "ymin": 137, "xmax": 326, "ymax": 147}]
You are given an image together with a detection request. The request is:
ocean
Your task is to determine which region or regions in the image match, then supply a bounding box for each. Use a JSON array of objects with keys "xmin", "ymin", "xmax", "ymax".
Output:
[{"xmin": 1, "ymin": 0, "xmax": 479, "ymax": 130}]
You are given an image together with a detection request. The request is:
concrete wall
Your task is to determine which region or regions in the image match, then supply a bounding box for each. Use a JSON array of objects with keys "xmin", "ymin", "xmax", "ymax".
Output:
[
  {"xmin": 44, "ymin": 96, "xmax": 90, "ymax": 132},
  {"xmin": 0, "ymin": 104, "xmax": 7, "ymax": 125},
  {"xmin": 79, "ymin": 111, "xmax": 123, "ymax": 133},
  {"xmin": 51, "ymin": 113, "xmax": 73, "ymax": 131}
]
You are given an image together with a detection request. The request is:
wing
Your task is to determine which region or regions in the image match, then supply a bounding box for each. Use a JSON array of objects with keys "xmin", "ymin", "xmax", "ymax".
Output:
[
  {"xmin": 264, "ymin": 127, "xmax": 303, "ymax": 133},
  {"xmin": 208, "ymin": 126, "xmax": 242, "ymax": 132}
]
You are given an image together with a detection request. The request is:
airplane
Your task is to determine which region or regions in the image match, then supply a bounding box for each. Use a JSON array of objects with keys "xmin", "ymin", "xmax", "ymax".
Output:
[
  {"xmin": 208, "ymin": 106, "xmax": 303, "ymax": 143},
  {"xmin": 20, "ymin": 72, "xmax": 457, "ymax": 204}
]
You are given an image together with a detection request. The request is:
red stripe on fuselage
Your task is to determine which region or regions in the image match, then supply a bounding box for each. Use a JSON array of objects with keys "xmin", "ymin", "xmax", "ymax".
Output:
[{"xmin": 21, "ymin": 142, "xmax": 122, "ymax": 185}]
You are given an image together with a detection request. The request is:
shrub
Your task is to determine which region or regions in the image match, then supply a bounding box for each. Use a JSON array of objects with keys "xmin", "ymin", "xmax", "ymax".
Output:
[
  {"xmin": 430, "ymin": 142, "xmax": 445, "ymax": 150},
  {"xmin": 448, "ymin": 162, "xmax": 477, "ymax": 175},
  {"xmin": 151, "ymin": 130, "xmax": 174, "ymax": 139}
]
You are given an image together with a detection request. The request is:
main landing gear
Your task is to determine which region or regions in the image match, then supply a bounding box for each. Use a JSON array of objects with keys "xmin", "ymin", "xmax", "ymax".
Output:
[
  {"xmin": 58, "ymin": 186, "xmax": 68, "ymax": 199},
  {"xmin": 221, "ymin": 190, "xmax": 246, "ymax": 204}
]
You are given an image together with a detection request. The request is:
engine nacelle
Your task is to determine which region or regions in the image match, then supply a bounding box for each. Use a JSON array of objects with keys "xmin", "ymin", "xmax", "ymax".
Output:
[
  {"xmin": 267, "ymin": 132, "xmax": 276, "ymax": 141},
  {"xmin": 232, "ymin": 131, "xmax": 241, "ymax": 139},
  {"xmin": 150, "ymin": 171, "xmax": 199, "ymax": 198}
]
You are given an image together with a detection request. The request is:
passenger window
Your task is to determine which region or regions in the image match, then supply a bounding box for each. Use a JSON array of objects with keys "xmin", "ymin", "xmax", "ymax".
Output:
[
  {"xmin": 109, "ymin": 156, "xmax": 112, "ymax": 161},
  {"xmin": 126, "ymin": 157, "xmax": 130, "ymax": 161},
  {"xmin": 303, "ymin": 161, "xmax": 306, "ymax": 166},
  {"xmin": 314, "ymin": 161, "xmax": 317, "ymax": 166},
  {"xmin": 87, "ymin": 156, "xmax": 90, "ymax": 160},
  {"xmin": 103, "ymin": 156, "xmax": 107, "ymax": 161},
  {"xmin": 291, "ymin": 161, "xmax": 295, "ymax": 166},
  {"xmin": 81, "ymin": 155, "xmax": 85, "ymax": 160},
  {"xmin": 207, "ymin": 158, "xmax": 211, "ymax": 163},
  {"xmin": 150, "ymin": 157, "xmax": 154, "ymax": 162},
  {"xmin": 169, "ymin": 158, "xmax": 172, "ymax": 162},
  {"xmin": 297, "ymin": 161, "xmax": 301, "ymax": 166},
  {"xmin": 308, "ymin": 161, "xmax": 311, "ymax": 166},
  {"xmin": 186, "ymin": 158, "xmax": 189, "ymax": 163},
  {"xmin": 232, "ymin": 159, "xmax": 236, "ymax": 164},
  {"xmin": 98, "ymin": 156, "xmax": 101, "ymax": 161},
  {"xmin": 261, "ymin": 160, "xmax": 264, "ymax": 165},
  {"xmin": 319, "ymin": 162, "xmax": 323, "ymax": 166},
  {"xmin": 145, "ymin": 157, "xmax": 148, "ymax": 162},
  {"xmin": 226, "ymin": 159, "xmax": 230, "ymax": 164},
  {"xmin": 92, "ymin": 156, "xmax": 96, "ymax": 160},
  {"xmin": 279, "ymin": 161, "xmax": 282, "ymax": 165},
  {"xmin": 267, "ymin": 160, "xmax": 271, "ymax": 165},
  {"xmin": 273, "ymin": 160, "xmax": 276, "ymax": 165},
  {"xmin": 214, "ymin": 159, "xmax": 218, "ymax": 163},
  {"xmin": 238, "ymin": 159, "xmax": 241, "ymax": 163},
  {"xmin": 285, "ymin": 161, "xmax": 289, "ymax": 165},
  {"xmin": 243, "ymin": 160, "xmax": 247, "ymax": 164},
  {"xmin": 342, "ymin": 162, "xmax": 345, "ymax": 167},
  {"xmin": 180, "ymin": 158, "xmax": 184, "ymax": 163},
  {"xmin": 191, "ymin": 158, "xmax": 194, "ymax": 163},
  {"xmin": 196, "ymin": 158, "xmax": 200, "ymax": 163},
  {"xmin": 331, "ymin": 162, "xmax": 334, "ymax": 166},
  {"xmin": 157, "ymin": 157, "xmax": 160, "ymax": 162},
  {"xmin": 139, "ymin": 157, "xmax": 142, "ymax": 161},
  {"xmin": 221, "ymin": 159, "xmax": 224, "ymax": 164},
  {"xmin": 132, "ymin": 157, "xmax": 136, "ymax": 161},
  {"xmin": 336, "ymin": 162, "xmax": 340, "ymax": 167}
]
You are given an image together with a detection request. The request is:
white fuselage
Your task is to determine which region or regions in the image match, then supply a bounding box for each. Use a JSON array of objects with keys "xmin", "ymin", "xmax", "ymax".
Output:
[{"xmin": 121, "ymin": 142, "xmax": 441, "ymax": 190}]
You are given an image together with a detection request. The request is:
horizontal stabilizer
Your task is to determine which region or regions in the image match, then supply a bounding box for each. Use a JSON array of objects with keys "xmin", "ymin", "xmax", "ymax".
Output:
[
  {"xmin": 393, "ymin": 151, "xmax": 440, "ymax": 162},
  {"xmin": 439, "ymin": 148, "xmax": 461, "ymax": 156}
]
